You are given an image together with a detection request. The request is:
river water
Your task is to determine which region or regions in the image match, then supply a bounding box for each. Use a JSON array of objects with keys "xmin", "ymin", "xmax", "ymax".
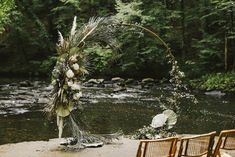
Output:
[{"xmin": 0, "ymin": 78, "xmax": 234, "ymax": 144}]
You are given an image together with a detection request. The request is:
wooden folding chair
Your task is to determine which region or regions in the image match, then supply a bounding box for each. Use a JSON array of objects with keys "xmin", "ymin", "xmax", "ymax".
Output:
[
  {"xmin": 177, "ymin": 131, "xmax": 216, "ymax": 157},
  {"xmin": 213, "ymin": 129, "xmax": 235, "ymax": 157},
  {"xmin": 136, "ymin": 137, "xmax": 178, "ymax": 157}
]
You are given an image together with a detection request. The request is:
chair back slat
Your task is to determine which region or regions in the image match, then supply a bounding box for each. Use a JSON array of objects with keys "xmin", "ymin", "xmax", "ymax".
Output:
[
  {"xmin": 136, "ymin": 137, "xmax": 178, "ymax": 157},
  {"xmin": 213, "ymin": 129, "xmax": 235, "ymax": 157},
  {"xmin": 222, "ymin": 136, "xmax": 235, "ymax": 150},
  {"xmin": 178, "ymin": 131, "xmax": 216, "ymax": 157}
]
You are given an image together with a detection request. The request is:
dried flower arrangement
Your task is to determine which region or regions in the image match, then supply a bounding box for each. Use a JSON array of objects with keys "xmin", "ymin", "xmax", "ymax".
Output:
[
  {"xmin": 46, "ymin": 15, "xmax": 197, "ymax": 144},
  {"xmin": 47, "ymin": 16, "xmax": 118, "ymax": 139}
]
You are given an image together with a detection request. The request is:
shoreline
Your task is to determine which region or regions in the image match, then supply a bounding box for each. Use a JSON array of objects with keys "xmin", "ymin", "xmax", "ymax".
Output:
[
  {"xmin": 1, "ymin": 136, "xmax": 235, "ymax": 157},
  {"xmin": 0, "ymin": 137, "xmax": 139, "ymax": 157}
]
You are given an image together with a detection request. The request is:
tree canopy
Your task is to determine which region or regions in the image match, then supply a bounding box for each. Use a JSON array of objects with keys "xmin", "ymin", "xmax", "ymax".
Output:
[
  {"xmin": 0, "ymin": 0, "xmax": 14, "ymax": 33},
  {"xmin": 0, "ymin": 0, "xmax": 234, "ymax": 79}
]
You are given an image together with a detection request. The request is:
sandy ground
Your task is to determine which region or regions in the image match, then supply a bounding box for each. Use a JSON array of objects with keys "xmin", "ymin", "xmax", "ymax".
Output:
[
  {"xmin": 0, "ymin": 137, "xmax": 234, "ymax": 157},
  {"xmin": 0, "ymin": 138, "xmax": 139, "ymax": 157}
]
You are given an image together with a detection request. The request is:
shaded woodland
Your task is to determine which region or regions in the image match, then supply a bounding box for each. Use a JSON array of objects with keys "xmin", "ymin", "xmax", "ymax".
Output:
[{"xmin": 0, "ymin": 0, "xmax": 234, "ymax": 82}]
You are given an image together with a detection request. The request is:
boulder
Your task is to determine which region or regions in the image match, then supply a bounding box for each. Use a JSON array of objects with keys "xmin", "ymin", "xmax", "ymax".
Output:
[
  {"xmin": 113, "ymin": 87, "xmax": 127, "ymax": 93},
  {"xmin": 19, "ymin": 81, "xmax": 32, "ymax": 87},
  {"xmin": 125, "ymin": 78, "xmax": 135, "ymax": 84},
  {"xmin": 38, "ymin": 98, "xmax": 49, "ymax": 104},
  {"xmin": 111, "ymin": 77, "xmax": 124, "ymax": 83},
  {"xmin": 32, "ymin": 81, "xmax": 41, "ymax": 87},
  {"xmin": 83, "ymin": 82, "xmax": 93, "ymax": 87},
  {"xmin": 97, "ymin": 79, "xmax": 104, "ymax": 84},
  {"xmin": 87, "ymin": 79, "xmax": 104, "ymax": 84},
  {"xmin": 141, "ymin": 78, "xmax": 155, "ymax": 84},
  {"xmin": 205, "ymin": 91, "xmax": 226, "ymax": 96},
  {"xmin": 87, "ymin": 79, "xmax": 100, "ymax": 84},
  {"xmin": 44, "ymin": 85, "xmax": 53, "ymax": 91},
  {"xmin": 9, "ymin": 83, "xmax": 18, "ymax": 86}
]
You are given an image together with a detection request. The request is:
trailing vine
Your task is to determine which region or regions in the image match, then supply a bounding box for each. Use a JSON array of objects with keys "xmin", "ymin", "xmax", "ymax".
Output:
[{"xmin": 122, "ymin": 23, "xmax": 198, "ymax": 139}]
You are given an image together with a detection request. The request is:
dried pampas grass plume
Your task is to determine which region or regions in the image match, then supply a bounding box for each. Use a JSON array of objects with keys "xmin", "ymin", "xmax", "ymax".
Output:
[{"xmin": 70, "ymin": 16, "xmax": 77, "ymax": 37}]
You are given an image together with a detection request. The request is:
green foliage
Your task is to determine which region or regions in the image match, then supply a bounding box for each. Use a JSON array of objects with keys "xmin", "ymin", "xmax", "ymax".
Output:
[
  {"xmin": 133, "ymin": 110, "xmax": 177, "ymax": 139},
  {"xmin": 190, "ymin": 72, "xmax": 235, "ymax": 92},
  {"xmin": 0, "ymin": 0, "xmax": 235, "ymax": 79},
  {"xmin": 115, "ymin": 0, "xmax": 148, "ymax": 24},
  {"xmin": 60, "ymin": 0, "xmax": 80, "ymax": 10},
  {"xmin": 192, "ymin": 34, "xmax": 223, "ymax": 72},
  {"xmin": 29, "ymin": 56, "xmax": 57, "ymax": 76},
  {"xmin": 0, "ymin": 0, "xmax": 55, "ymax": 76},
  {"xmin": 84, "ymin": 46, "xmax": 114, "ymax": 75},
  {"xmin": 133, "ymin": 126, "xmax": 176, "ymax": 139},
  {"xmin": 51, "ymin": 0, "xmax": 80, "ymax": 33},
  {"xmin": 0, "ymin": 0, "xmax": 15, "ymax": 33},
  {"xmin": 113, "ymin": 0, "xmax": 173, "ymax": 78}
]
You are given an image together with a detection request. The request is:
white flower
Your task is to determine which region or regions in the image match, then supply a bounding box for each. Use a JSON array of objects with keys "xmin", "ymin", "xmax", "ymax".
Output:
[
  {"xmin": 66, "ymin": 69, "xmax": 74, "ymax": 78},
  {"xmin": 59, "ymin": 57, "xmax": 65, "ymax": 62},
  {"xmin": 72, "ymin": 63, "xmax": 80, "ymax": 71},
  {"xmin": 69, "ymin": 55, "xmax": 78, "ymax": 62},
  {"xmin": 71, "ymin": 83, "xmax": 81, "ymax": 90},
  {"xmin": 67, "ymin": 81, "xmax": 73, "ymax": 87},
  {"xmin": 73, "ymin": 92, "xmax": 82, "ymax": 100},
  {"xmin": 145, "ymin": 134, "xmax": 152, "ymax": 139},
  {"xmin": 51, "ymin": 80, "xmax": 57, "ymax": 85},
  {"xmin": 67, "ymin": 81, "xmax": 81, "ymax": 90},
  {"xmin": 154, "ymin": 135, "xmax": 161, "ymax": 139},
  {"xmin": 179, "ymin": 71, "xmax": 185, "ymax": 77}
]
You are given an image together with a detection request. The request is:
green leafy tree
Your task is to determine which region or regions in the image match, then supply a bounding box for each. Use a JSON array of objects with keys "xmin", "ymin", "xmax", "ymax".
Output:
[
  {"xmin": 0, "ymin": 0, "xmax": 54, "ymax": 75},
  {"xmin": 196, "ymin": 0, "xmax": 235, "ymax": 71},
  {"xmin": 0, "ymin": 0, "xmax": 15, "ymax": 33}
]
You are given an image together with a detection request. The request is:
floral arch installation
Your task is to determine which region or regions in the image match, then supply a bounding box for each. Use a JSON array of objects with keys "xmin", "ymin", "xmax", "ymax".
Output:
[{"xmin": 47, "ymin": 16, "xmax": 197, "ymax": 147}]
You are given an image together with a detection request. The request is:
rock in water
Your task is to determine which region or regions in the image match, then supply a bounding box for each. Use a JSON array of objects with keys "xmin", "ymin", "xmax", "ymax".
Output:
[
  {"xmin": 125, "ymin": 78, "xmax": 135, "ymax": 84},
  {"xmin": 113, "ymin": 87, "xmax": 126, "ymax": 93},
  {"xmin": 111, "ymin": 77, "xmax": 124, "ymax": 83},
  {"xmin": 205, "ymin": 91, "xmax": 226, "ymax": 97},
  {"xmin": 19, "ymin": 81, "xmax": 32, "ymax": 87},
  {"xmin": 141, "ymin": 78, "xmax": 155, "ymax": 84},
  {"xmin": 87, "ymin": 79, "xmax": 100, "ymax": 84}
]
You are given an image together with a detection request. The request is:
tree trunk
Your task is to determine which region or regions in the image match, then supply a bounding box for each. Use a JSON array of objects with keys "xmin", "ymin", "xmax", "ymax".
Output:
[
  {"xmin": 230, "ymin": 6, "xmax": 235, "ymax": 70},
  {"xmin": 224, "ymin": 34, "xmax": 228, "ymax": 71},
  {"xmin": 180, "ymin": 0, "xmax": 186, "ymax": 59}
]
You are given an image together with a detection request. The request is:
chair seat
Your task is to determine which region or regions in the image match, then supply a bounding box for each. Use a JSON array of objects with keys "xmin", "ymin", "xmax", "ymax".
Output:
[
  {"xmin": 201, "ymin": 152, "xmax": 232, "ymax": 157},
  {"xmin": 220, "ymin": 152, "xmax": 232, "ymax": 157},
  {"xmin": 212, "ymin": 129, "xmax": 235, "ymax": 157}
]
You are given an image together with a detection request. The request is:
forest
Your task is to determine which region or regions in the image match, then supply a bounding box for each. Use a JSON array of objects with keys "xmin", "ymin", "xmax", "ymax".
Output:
[{"xmin": 0, "ymin": 0, "xmax": 234, "ymax": 91}]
